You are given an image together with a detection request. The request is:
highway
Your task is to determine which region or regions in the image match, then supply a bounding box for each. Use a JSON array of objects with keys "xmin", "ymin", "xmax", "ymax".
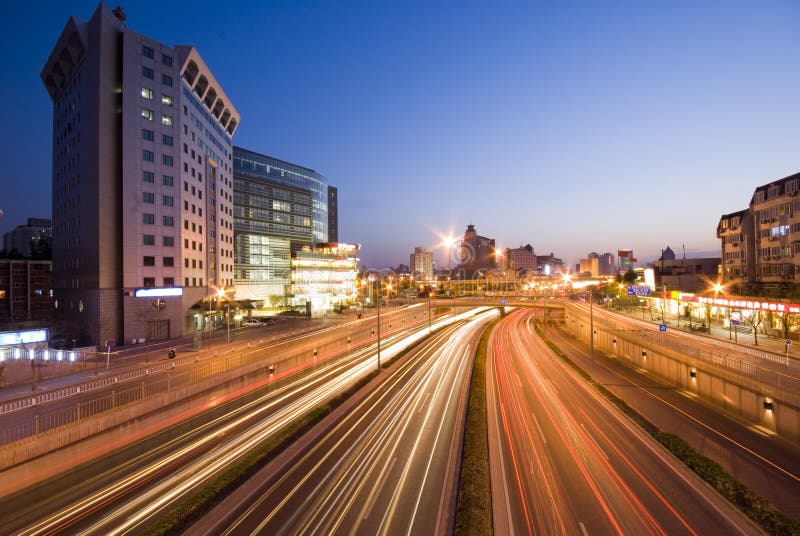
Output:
[
  {"xmin": 545, "ymin": 306, "xmax": 800, "ymax": 520},
  {"xmin": 1, "ymin": 308, "xmax": 486, "ymax": 534},
  {"xmin": 486, "ymin": 308, "xmax": 760, "ymax": 535},
  {"xmin": 193, "ymin": 308, "xmax": 498, "ymax": 535}
]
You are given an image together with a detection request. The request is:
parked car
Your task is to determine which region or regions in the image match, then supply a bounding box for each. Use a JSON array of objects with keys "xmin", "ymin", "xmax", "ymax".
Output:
[{"xmin": 241, "ymin": 320, "xmax": 263, "ymax": 327}]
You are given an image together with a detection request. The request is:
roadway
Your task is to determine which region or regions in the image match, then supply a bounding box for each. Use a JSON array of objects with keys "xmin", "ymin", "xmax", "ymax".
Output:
[
  {"xmin": 486, "ymin": 308, "xmax": 760, "ymax": 535},
  {"xmin": 1, "ymin": 307, "xmax": 487, "ymax": 534},
  {"xmin": 543, "ymin": 307, "xmax": 800, "ymax": 520},
  {"xmin": 192, "ymin": 308, "xmax": 498, "ymax": 535}
]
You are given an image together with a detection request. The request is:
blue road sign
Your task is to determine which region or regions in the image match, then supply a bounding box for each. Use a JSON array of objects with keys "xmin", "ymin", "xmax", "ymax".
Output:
[
  {"xmin": 659, "ymin": 324, "xmax": 667, "ymax": 332},
  {"xmin": 786, "ymin": 339, "xmax": 792, "ymax": 346},
  {"xmin": 627, "ymin": 285, "xmax": 651, "ymax": 296},
  {"xmin": 499, "ymin": 299, "xmax": 508, "ymax": 305}
]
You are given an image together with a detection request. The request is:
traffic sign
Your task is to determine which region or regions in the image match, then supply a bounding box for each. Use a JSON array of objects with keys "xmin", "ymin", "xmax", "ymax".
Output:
[
  {"xmin": 659, "ymin": 324, "xmax": 667, "ymax": 332},
  {"xmin": 731, "ymin": 319, "xmax": 741, "ymax": 326},
  {"xmin": 786, "ymin": 339, "xmax": 792, "ymax": 346},
  {"xmin": 499, "ymin": 299, "xmax": 508, "ymax": 305},
  {"xmin": 627, "ymin": 285, "xmax": 651, "ymax": 296}
]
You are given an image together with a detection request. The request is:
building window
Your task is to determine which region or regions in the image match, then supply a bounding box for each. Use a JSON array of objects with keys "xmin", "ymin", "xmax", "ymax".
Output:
[
  {"xmin": 162, "ymin": 54, "xmax": 173, "ymax": 66},
  {"xmin": 143, "ymin": 256, "xmax": 155, "ymax": 266},
  {"xmin": 163, "ymin": 155, "xmax": 173, "ymax": 166},
  {"xmin": 143, "ymin": 192, "xmax": 155, "ymax": 204},
  {"xmin": 162, "ymin": 134, "xmax": 173, "ymax": 146},
  {"xmin": 163, "ymin": 257, "xmax": 174, "ymax": 267},
  {"xmin": 162, "ymin": 74, "xmax": 173, "ymax": 86},
  {"xmin": 184, "ymin": 239, "xmax": 189, "ymax": 248},
  {"xmin": 163, "ymin": 195, "xmax": 174, "ymax": 206},
  {"xmin": 161, "ymin": 114, "xmax": 173, "ymax": 126},
  {"xmin": 141, "ymin": 87, "xmax": 153, "ymax": 100},
  {"xmin": 143, "ymin": 277, "xmax": 156, "ymax": 288},
  {"xmin": 143, "ymin": 150, "xmax": 154, "ymax": 162},
  {"xmin": 163, "ymin": 215, "xmax": 174, "ymax": 226},
  {"xmin": 164, "ymin": 277, "xmax": 175, "ymax": 286},
  {"xmin": 143, "ymin": 45, "xmax": 154, "ymax": 58},
  {"xmin": 142, "ymin": 108, "xmax": 153, "ymax": 121},
  {"xmin": 143, "ymin": 171, "xmax": 155, "ymax": 183},
  {"xmin": 162, "ymin": 175, "xmax": 174, "ymax": 186},
  {"xmin": 142, "ymin": 66, "xmax": 154, "ymax": 79},
  {"xmin": 185, "ymin": 277, "xmax": 190, "ymax": 287},
  {"xmin": 184, "ymin": 220, "xmax": 189, "ymax": 229},
  {"xmin": 142, "ymin": 128, "xmax": 154, "ymax": 141},
  {"xmin": 163, "ymin": 236, "xmax": 174, "ymax": 246},
  {"xmin": 143, "ymin": 234, "xmax": 155, "ymax": 245},
  {"xmin": 161, "ymin": 94, "xmax": 173, "ymax": 106},
  {"xmin": 143, "ymin": 213, "xmax": 155, "ymax": 224}
]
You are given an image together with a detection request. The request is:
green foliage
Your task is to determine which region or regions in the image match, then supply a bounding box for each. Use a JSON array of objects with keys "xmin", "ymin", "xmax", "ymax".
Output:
[{"xmin": 455, "ymin": 317, "xmax": 499, "ymax": 535}]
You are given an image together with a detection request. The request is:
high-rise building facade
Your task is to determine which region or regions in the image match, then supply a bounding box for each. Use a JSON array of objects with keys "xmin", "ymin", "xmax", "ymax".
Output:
[
  {"xmin": 232, "ymin": 147, "xmax": 337, "ymax": 305},
  {"xmin": 410, "ymin": 247, "xmax": 434, "ymax": 281},
  {"xmin": 233, "ymin": 148, "xmax": 330, "ymax": 243},
  {"xmin": 2, "ymin": 218, "xmax": 52, "ymax": 258},
  {"xmin": 457, "ymin": 224, "xmax": 496, "ymax": 274},
  {"xmin": 233, "ymin": 175, "xmax": 313, "ymax": 302},
  {"xmin": 327, "ymin": 186, "xmax": 339, "ymax": 243},
  {"xmin": 0, "ymin": 260, "xmax": 52, "ymax": 325},
  {"xmin": 42, "ymin": 4, "xmax": 239, "ymax": 345},
  {"xmin": 718, "ymin": 172, "xmax": 800, "ymax": 290},
  {"xmin": 501, "ymin": 244, "xmax": 537, "ymax": 273}
]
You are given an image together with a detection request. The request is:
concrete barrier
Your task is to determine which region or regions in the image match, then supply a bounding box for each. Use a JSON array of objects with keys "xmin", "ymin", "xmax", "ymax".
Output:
[
  {"xmin": 565, "ymin": 304, "xmax": 800, "ymax": 442},
  {"xmin": 0, "ymin": 306, "xmax": 442, "ymax": 469}
]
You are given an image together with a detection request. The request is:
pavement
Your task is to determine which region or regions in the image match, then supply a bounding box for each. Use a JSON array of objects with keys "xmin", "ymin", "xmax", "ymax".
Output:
[{"xmin": 613, "ymin": 305, "xmax": 798, "ymax": 362}]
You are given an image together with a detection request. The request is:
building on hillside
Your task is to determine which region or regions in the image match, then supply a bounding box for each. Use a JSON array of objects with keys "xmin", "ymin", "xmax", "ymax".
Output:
[
  {"xmin": 3, "ymin": 218, "xmax": 52, "ymax": 258},
  {"xmin": 42, "ymin": 4, "xmax": 239, "ymax": 345}
]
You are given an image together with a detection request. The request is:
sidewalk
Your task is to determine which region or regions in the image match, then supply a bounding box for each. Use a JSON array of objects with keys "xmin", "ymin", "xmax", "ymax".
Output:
[{"xmin": 615, "ymin": 306, "xmax": 797, "ymax": 362}]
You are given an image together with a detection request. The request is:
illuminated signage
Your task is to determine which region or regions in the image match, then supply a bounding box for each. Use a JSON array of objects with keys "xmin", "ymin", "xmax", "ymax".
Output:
[
  {"xmin": 694, "ymin": 296, "xmax": 800, "ymax": 314},
  {"xmin": 134, "ymin": 287, "xmax": 184, "ymax": 298},
  {"xmin": 0, "ymin": 329, "xmax": 49, "ymax": 346}
]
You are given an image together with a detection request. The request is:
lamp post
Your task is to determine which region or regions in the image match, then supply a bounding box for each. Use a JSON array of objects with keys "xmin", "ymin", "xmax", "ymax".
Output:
[
  {"xmin": 589, "ymin": 287, "xmax": 594, "ymax": 380},
  {"xmin": 376, "ymin": 279, "xmax": 382, "ymax": 371},
  {"xmin": 428, "ymin": 287, "xmax": 433, "ymax": 334}
]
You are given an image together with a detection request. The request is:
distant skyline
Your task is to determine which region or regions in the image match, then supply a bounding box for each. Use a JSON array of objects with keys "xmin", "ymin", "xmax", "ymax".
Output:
[{"xmin": 1, "ymin": 1, "xmax": 799, "ymax": 269}]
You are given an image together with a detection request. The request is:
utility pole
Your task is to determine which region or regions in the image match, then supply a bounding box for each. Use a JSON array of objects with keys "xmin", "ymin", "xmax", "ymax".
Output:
[
  {"xmin": 589, "ymin": 290, "xmax": 594, "ymax": 380},
  {"xmin": 376, "ymin": 281, "xmax": 382, "ymax": 371}
]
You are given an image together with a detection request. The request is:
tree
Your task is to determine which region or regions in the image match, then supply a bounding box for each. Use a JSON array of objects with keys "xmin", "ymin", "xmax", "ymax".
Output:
[
  {"xmin": 742, "ymin": 310, "xmax": 764, "ymax": 346},
  {"xmin": 268, "ymin": 295, "xmax": 283, "ymax": 308},
  {"xmin": 622, "ymin": 268, "xmax": 637, "ymax": 284},
  {"xmin": 775, "ymin": 311, "xmax": 798, "ymax": 341}
]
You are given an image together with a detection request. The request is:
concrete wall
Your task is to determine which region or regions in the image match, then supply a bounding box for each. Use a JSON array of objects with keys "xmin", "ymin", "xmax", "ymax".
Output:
[
  {"xmin": 565, "ymin": 304, "xmax": 800, "ymax": 442},
  {"xmin": 0, "ymin": 305, "xmax": 441, "ymax": 469}
]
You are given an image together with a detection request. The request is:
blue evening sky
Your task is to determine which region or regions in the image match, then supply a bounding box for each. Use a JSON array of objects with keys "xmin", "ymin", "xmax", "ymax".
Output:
[{"xmin": 1, "ymin": 1, "xmax": 798, "ymax": 269}]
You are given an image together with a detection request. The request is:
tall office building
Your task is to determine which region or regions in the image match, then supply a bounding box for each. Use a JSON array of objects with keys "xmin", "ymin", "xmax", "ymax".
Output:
[
  {"xmin": 233, "ymin": 147, "xmax": 336, "ymax": 304},
  {"xmin": 327, "ymin": 185, "xmax": 339, "ymax": 243},
  {"xmin": 2, "ymin": 218, "xmax": 52, "ymax": 258},
  {"xmin": 42, "ymin": 4, "xmax": 239, "ymax": 345},
  {"xmin": 233, "ymin": 147, "xmax": 330, "ymax": 243},
  {"xmin": 410, "ymin": 247, "xmax": 434, "ymax": 282}
]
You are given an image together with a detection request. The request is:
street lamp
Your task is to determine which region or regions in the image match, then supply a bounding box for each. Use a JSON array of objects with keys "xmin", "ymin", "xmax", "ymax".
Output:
[
  {"xmin": 443, "ymin": 236, "xmax": 456, "ymax": 274},
  {"xmin": 376, "ymin": 278, "xmax": 382, "ymax": 371}
]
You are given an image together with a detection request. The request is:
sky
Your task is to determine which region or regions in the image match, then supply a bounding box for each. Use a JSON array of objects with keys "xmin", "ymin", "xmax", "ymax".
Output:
[{"xmin": 1, "ymin": 0, "xmax": 799, "ymax": 270}]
